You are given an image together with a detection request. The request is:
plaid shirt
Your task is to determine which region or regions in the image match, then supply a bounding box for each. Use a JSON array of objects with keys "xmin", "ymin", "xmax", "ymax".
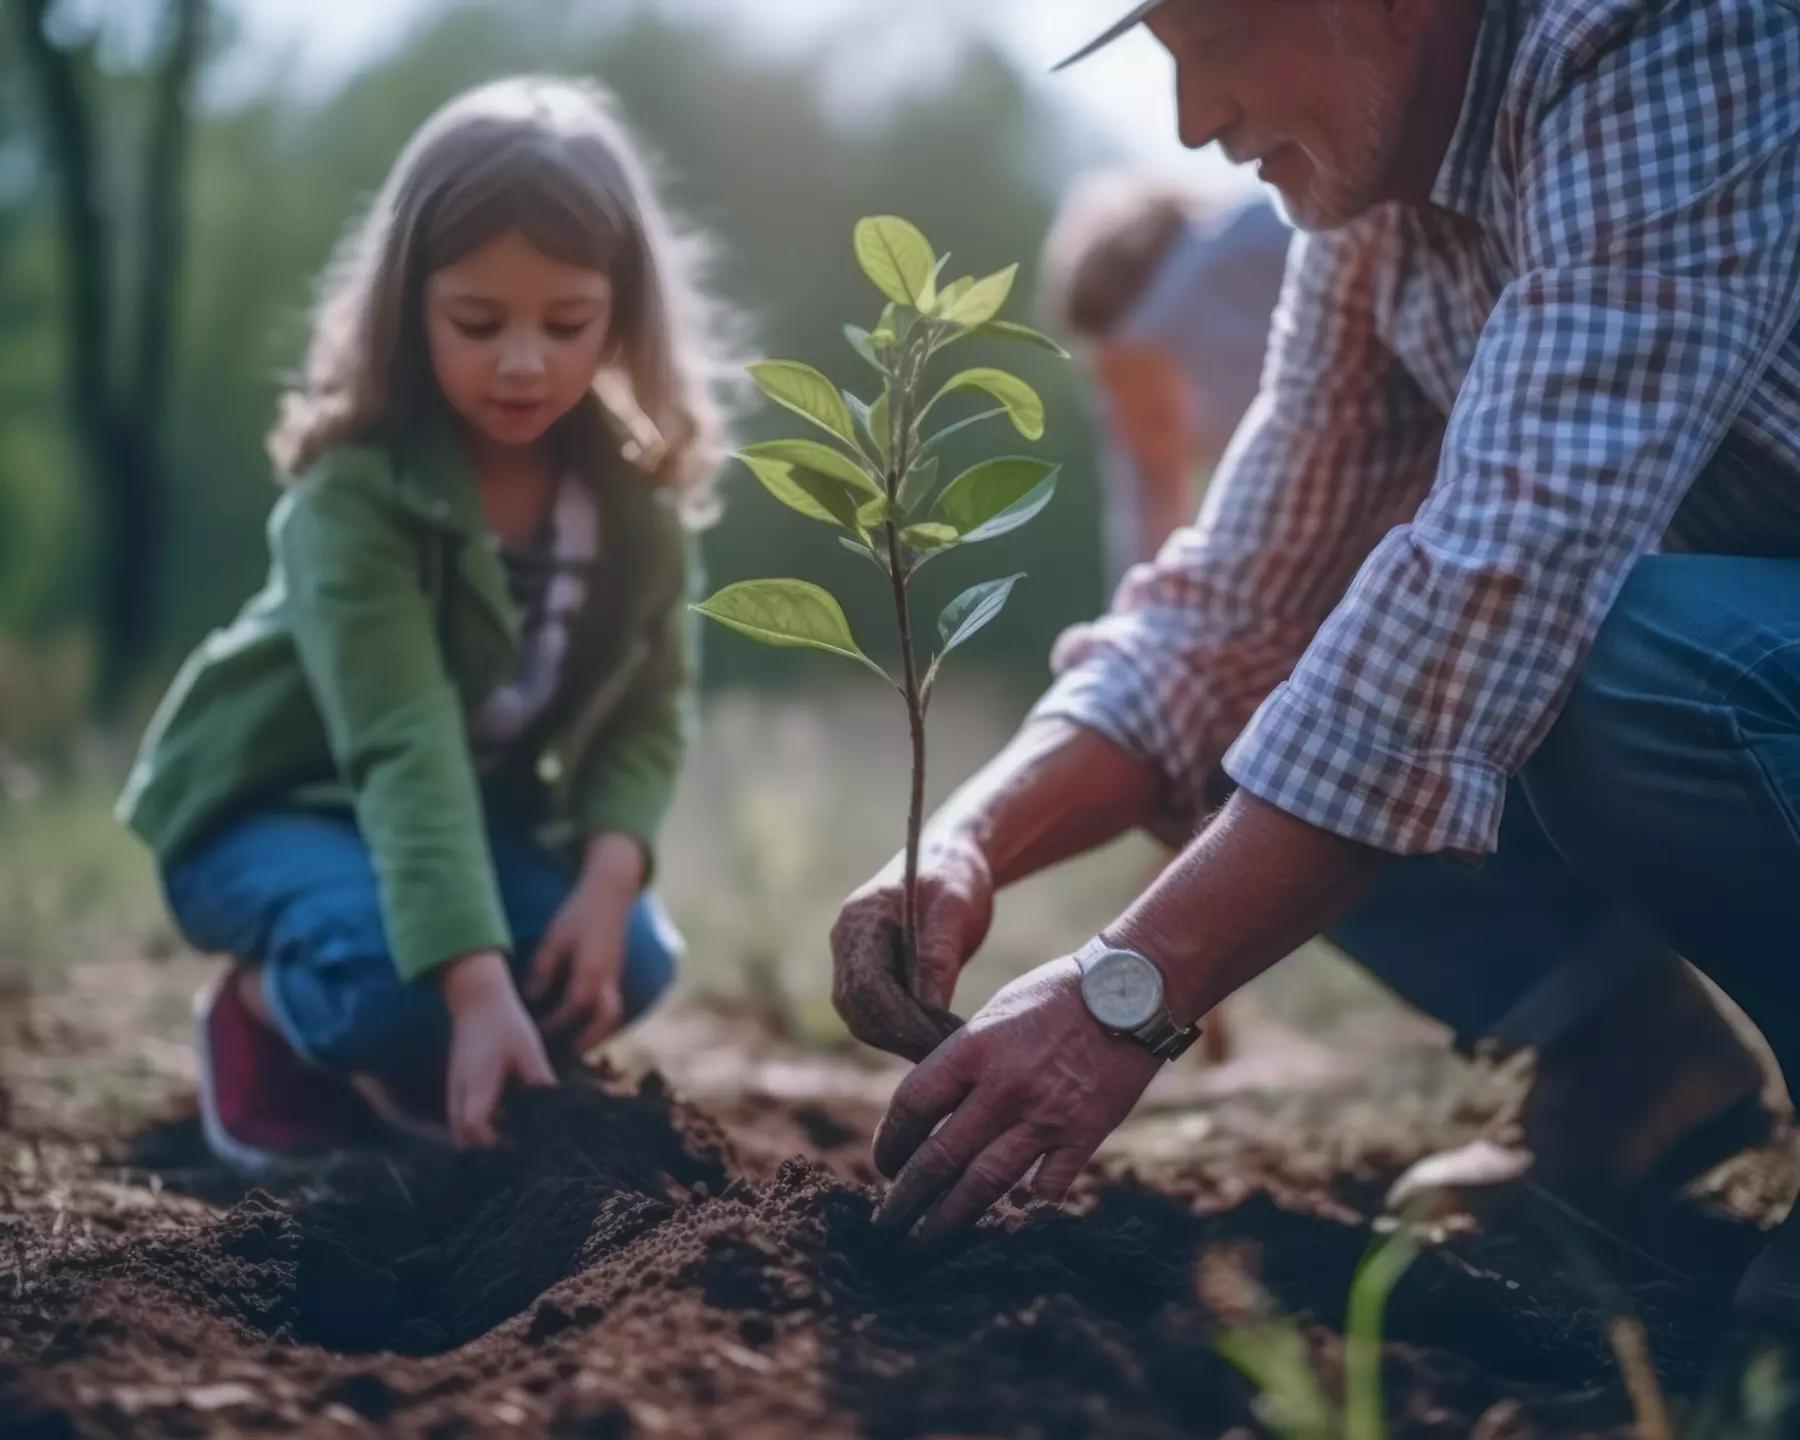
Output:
[
  {"xmin": 470, "ymin": 473, "xmax": 601, "ymax": 770},
  {"xmin": 1037, "ymin": 0, "xmax": 1800, "ymax": 858}
]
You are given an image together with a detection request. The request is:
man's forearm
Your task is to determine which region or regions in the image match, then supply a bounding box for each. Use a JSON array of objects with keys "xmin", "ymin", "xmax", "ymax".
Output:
[
  {"xmin": 1107, "ymin": 791, "xmax": 1393, "ymax": 1024},
  {"xmin": 935, "ymin": 717, "xmax": 1165, "ymax": 887}
]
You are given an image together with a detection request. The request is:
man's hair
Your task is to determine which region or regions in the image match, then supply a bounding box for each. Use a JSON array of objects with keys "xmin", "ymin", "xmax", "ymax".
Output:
[{"xmin": 1039, "ymin": 170, "xmax": 1211, "ymax": 343}]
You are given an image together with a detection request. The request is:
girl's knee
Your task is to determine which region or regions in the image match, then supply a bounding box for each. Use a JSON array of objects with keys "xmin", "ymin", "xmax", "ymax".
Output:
[{"xmin": 620, "ymin": 894, "xmax": 683, "ymax": 1022}]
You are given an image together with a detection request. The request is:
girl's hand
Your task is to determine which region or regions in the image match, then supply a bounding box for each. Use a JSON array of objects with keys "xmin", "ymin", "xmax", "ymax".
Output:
[
  {"xmin": 526, "ymin": 833, "xmax": 645, "ymax": 1057},
  {"xmin": 441, "ymin": 950, "xmax": 556, "ymax": 1147}
]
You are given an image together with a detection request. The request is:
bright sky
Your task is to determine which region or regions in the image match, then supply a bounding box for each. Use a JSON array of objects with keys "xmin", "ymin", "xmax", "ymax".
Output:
[{"xmin": 219, "ymin": 0, "xmax": 1256, "ymax": 201}]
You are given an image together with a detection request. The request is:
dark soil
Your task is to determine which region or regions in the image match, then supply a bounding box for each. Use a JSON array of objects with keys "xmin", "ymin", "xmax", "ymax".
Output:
[{"xmin": 3, "ymin": 1061, "xmax": 1792, "ymax": 1439}]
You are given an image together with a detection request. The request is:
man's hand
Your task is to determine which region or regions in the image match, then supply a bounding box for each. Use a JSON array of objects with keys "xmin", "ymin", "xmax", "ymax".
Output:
[
  {"xmin": 870, "ymin": 957, "xmax": 1161, "ymax": 1240},
  {"xmin": 830, "ymin": 829, "xmax": 995, "ymax": 1061},
  {"xmin": 442, "ymin": 950, "xmax": 556, "ymax": 1147},
  {"xmin": 526, "ymin": 834, "xmax": 644, "ymax": 1057}
]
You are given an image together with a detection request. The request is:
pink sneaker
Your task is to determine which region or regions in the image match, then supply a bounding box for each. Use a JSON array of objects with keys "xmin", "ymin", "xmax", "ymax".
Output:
[{"xmin": 193, "ymin": 969, "xmax": 377, "ymax": 1172}]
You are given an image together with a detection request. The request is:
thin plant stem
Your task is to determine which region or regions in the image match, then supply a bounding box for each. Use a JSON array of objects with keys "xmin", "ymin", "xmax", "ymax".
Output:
[{"xmin": 883, "ymin": 324, "xmax": 927, "ymax": 988}]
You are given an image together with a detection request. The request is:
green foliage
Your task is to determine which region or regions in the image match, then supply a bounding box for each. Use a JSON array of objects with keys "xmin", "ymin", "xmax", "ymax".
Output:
[
  {"xmin": 695, "ymin": 214, "xmax": 1062, "ymax": 692},
  {"xmin": 854, "ymin": 216, "xmax": 937, "ymax": 309},
  {"xmin": 1214, "ymin": 1320, "xmax": 1334, "ymax": 1440},
  {"xmin": 934, "ymin": 456, "xmax": 1060, "ymax": 542},
  {"xmin": 748, "ymin": 361, "xmax": 860, "ymax": 448},
  {"xmin": 926, "ymin": 367, "xmax": 1045, "ymax": 440},
  {"xmin": 693, "ymin": 579, "xmax": 888, "ymax": 680},
  {"xmin": 1216, "ymin": 1233, "xmax": 1419, "ymax": 1440},
  {"xmin": 694, "ymin": 213, "xmax": 1067, "ymax": 963},
  {"xmin": 927, "ymin": 573, "xmax": 1026, "ymax": 702}
]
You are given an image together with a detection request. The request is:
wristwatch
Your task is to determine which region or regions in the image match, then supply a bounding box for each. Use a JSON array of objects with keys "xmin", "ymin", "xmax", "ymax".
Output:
[{"xmin": 1073, "ymin": 934, "xmax": 1199, "ymax": 1062}]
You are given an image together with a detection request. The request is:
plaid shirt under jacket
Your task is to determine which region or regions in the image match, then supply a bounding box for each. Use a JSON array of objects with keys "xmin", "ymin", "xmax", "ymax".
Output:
[{"xmin": 1036, "ymin": 0, "xmax": 1800, "ymax": 858}]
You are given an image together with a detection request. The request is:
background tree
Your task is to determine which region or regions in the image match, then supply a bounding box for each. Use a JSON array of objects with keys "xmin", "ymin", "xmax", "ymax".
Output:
[{"xmin": 11, "ymin": 0, "xmax": 208, "ymax": 718}]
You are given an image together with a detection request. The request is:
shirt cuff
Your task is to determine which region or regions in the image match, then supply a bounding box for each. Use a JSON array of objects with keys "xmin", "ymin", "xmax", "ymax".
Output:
[
  {"xmin": 1221, "ymin": 680, "xmax": 1507, "ymax": 858},
  {"xmin": 1029, "ymin": 648, "xmax": 1216, "ymax": 828}
]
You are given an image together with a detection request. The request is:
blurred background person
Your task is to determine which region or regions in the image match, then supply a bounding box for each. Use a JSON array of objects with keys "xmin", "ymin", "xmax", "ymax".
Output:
[{"xmin": 1040, "ymin": 173, "xmax": 1291, "ymax": 587}]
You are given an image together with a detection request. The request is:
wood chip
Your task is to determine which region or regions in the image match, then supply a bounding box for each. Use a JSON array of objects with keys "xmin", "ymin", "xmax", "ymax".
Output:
[{"xmin": 186, "ymin": 1383, "xmax": 258, "ymax": 1412}]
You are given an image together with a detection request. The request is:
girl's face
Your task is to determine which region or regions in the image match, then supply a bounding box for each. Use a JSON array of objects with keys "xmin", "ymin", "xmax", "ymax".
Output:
[{"xmin": 424, "ymin": 228, "xmax": 614, "ymax": 453}]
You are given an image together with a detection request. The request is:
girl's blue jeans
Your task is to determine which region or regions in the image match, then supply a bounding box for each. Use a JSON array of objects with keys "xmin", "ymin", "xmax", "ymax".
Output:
[
  {"xmin": 1330, "ymin": 554, "xmax": 1800, "ymax": 1079},
  {"xmin": 161, "ymin": 786, "xmax": 681, "ymax": 1081}
]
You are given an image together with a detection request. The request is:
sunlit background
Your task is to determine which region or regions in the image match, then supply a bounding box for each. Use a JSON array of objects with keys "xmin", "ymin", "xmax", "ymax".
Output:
[{"xmin": 4, "ymin": 0, "xmax": 1338, "ymax": 1039}]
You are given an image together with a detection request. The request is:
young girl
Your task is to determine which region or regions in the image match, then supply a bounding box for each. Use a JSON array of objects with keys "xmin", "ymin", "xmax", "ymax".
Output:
[{"xmin": 117, "ymin": 76, "xmax": 729, "ymax": 1171}]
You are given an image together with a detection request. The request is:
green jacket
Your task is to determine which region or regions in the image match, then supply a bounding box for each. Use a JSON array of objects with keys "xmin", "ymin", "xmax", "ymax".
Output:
[{"xmin": 118, "ymin": 419, "xmax": 700, "ymax": 982}]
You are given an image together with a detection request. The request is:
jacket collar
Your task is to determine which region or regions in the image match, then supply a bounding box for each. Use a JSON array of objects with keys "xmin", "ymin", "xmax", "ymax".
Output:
[{"xmin": 383, "ymin": 399, "xmax": 674, "ymax": 651}]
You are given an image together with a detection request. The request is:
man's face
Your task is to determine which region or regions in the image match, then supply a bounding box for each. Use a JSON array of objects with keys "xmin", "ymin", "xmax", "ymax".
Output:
[{"xmin": 1145, "ymin": 0, "xmax": 1430, "ymax": 231}]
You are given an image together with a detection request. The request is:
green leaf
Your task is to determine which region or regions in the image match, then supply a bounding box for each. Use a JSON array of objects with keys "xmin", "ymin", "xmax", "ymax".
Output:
[
  {"xmin": 739, "ymin": 453, "xmax": 866, "ymax": 533},
  {"xmin": 739, "ymin": 438, "xmax": 881, "ymax": 500},
  {"xmin": 1345, "ymin": 1235, "xmax": 1419, "ymax": 1440},
  {"xmin": 960, "ymin": 470, "xmax": 1058, "ymax": 544},
  {"xmin": 842, "ymin": 390, "xmax": 880, "ymax": 457},
  {"xmin": 919, "ymin": 406, "xmax": 1008, "ymax": 458},
  {"xmin": 871, "ymin": 302, "xmax": 900, "ymax": 345},
  {"xmin": 844, "ymin": 325, "xmax": 885, "ymax": 372},
  {"xmin": 926, "ymin": 367, "xmax": 1045, "ymax": 440},
  {"xmin": 901, "ymin": 523, "xmax": 959, "ymax": 551},
  {"xmin": 693, "ymin": 580, "xmax": 889, "ymax": 680},
  {"xmin": 868, "ymin": 390, "xmax": 892, "ymax": 462},
  {"xmin": 897, "ymin": 456, "xmax": 939, "ymax": 515},
  {"xmin": 1216, "ymin": 1320, "xmax": 1336, "ymax": 1440},
  {"xmin": 858, "ymin": 495, "xmax": 894, "ymax": 529},
  {"xmin": 934, "ymin": 457, "xmax": 1059, "ymax": 536},
  {"xmin": 970, "ymin": 319, "xmax": 1072, "ymax": 358},
  {"xmin": 854, "ymin": 216, "xmax": 937, "ymax": 309},
  {"xmin": 923, "ymin": 572, "xmax": 1025, "ymax": 704},
  {"xmin": 838, "ymin": 535, "xmax": 888, "ymax": 574},
  {"xmin": 749, "ymin": 361, "xmax": 858, "ymax": 445},
  {"xmin": 940, "ymin": 263, "xmax": 1019, "ymax": 328},
  {"xmin": 935, "ymin": 276, "xmax": 974, "ymax": 315},
  {"xmin": 938, "ymin": 573, "xmax": 1024, "ymax": 654}
]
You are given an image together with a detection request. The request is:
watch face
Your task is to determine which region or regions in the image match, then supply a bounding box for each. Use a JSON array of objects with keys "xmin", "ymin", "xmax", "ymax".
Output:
[{"xmin": 1079, "ymin": 949, "xmax": 1164, "ymax": 1031}]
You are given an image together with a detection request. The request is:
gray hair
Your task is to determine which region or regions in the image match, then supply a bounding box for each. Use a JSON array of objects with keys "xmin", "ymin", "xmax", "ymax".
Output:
[{"xmin": 269, "ymin": 75, "xmax": 734, "ymax": 522}]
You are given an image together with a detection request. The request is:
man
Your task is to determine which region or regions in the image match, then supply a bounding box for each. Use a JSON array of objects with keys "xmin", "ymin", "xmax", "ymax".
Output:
[{"xmin": 829, "ymin": 0, "xmax": 1800, "ymax": 1322}]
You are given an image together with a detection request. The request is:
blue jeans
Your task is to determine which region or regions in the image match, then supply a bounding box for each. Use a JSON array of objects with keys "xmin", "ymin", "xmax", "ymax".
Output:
[
  {"xmin": 1331, "ymin": 555, "xmax": 1800, "ymax": 1078},
  {"xmin": 162, "ymin": 788, "xmax": 682, "ymax": 1080}
]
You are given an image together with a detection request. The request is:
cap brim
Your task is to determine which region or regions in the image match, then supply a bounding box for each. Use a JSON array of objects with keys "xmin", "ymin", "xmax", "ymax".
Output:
[{"xmin": 1052, "ymin": 2, "xmax": 1165, "ymax": 72}]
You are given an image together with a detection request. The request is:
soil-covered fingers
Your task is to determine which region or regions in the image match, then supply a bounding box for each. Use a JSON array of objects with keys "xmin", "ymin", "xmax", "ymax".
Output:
[
  {"xmin": 1029, "ymin": 1146, "xmax": 1092, "ymax": 1206},
  {"xmin": 449, "ymin": 1009, "xmax": 557, "ymax": 1148},
  {"xmin": 914, "ymin": 1127, "xmax": 1050, "ymax": 1242},
  {"xmin": 871, "ymin": 1038, "xmax": 976, "ymax": 1180},
  {"xmin": 830, "ymin": 900, "xmax": 961, "ymax": 1061},
  {"xmin": 874, "ymin": 1093, "xmax": 1029, "ymax": 1237}
]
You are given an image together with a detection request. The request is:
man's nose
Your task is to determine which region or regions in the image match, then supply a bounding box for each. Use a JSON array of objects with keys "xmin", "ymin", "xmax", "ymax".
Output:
[
  {"xmin": 497, "ymin": 332, "xmax": 547, "ymax": 377},
  {"xmin": 1175, "ymin": 73, "xmax": 1236, "ymax": 151}
]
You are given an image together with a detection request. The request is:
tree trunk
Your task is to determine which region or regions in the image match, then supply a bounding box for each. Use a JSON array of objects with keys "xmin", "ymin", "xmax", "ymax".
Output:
[{"xmin": 14, "ymin": 0, "xmax": 205, "ymax": 717}]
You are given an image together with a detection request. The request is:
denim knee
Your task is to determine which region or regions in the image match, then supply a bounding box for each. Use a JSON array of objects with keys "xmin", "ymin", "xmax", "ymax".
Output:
[
  {"xmin": 1523, "ymin": 553, "xmax": 1800, "ymax": 890},
  {"xmin": 620, "ymin": 894, "xmax": 683, "ymax": 1023}
]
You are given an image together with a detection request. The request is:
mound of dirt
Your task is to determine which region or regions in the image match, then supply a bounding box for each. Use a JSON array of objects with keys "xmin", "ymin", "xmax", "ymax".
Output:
[{"xmin": 0, "ymin": 1066, "xmax": 1780, "ymax": 1438}]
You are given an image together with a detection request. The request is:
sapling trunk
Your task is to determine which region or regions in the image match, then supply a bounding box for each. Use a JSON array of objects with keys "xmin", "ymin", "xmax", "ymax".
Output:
[{"xmin": 881, "ymin": 349, "xmax": 928, "ymax": 990}]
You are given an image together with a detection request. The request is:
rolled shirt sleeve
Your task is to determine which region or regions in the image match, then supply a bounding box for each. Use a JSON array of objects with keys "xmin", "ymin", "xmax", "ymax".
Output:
[
  {"xmin": 1034, "ymin": 221, "xmax": 1446, "ymax": 832},
  {"xmin": 1224, "ymin": 0, "xmax": 1800, "ymax": 857}
]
